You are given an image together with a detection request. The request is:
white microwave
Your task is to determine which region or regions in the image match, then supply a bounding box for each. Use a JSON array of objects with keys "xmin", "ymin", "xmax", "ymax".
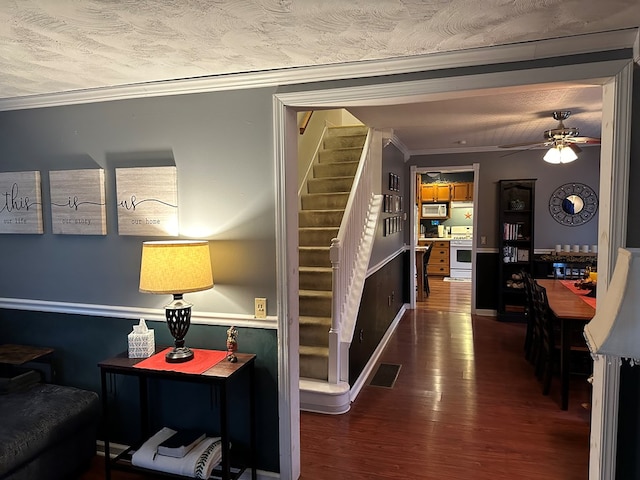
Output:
[{"xmin": 422, "ymin": 203, "xmax": 448, "ymax": 218}]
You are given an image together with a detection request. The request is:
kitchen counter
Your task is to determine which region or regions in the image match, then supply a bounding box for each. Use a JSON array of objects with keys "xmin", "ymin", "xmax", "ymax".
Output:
[{"xmin": 419, "ymin": 237, "xmax": 452, "ymax": 241}]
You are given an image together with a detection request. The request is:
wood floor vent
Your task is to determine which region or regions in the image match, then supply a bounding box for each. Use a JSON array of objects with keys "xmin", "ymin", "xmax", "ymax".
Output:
[{"xmin": 369, "ymin": 363, "xmax": 401, "ymax": 388}]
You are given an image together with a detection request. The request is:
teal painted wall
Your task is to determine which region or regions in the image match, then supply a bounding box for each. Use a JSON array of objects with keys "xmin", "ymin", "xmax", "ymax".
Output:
[{"xmin": 0, "ymin": 310, "xmax": 279, "ymax": 472}]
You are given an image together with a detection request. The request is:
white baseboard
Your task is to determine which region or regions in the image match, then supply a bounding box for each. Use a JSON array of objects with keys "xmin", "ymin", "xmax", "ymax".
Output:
[{"xmin": 349, "ymin": 304, "xmax": 407, "ymax": 403}]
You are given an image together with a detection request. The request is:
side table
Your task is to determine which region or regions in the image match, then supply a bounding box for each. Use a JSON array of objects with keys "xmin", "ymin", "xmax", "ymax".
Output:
[
  {"xmin": 0, "ymin": 343, "xmax": 54, "ymax": 365},
  {"xmin": 0, "ymin": 343, "xmax": 55, "ymax": 383},
  {"xmin": 99, "ymin": 348, "xmax": 257, "ymax": 480}
]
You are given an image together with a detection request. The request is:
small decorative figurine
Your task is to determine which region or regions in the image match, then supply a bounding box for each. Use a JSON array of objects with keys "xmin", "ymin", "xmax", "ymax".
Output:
[{"xmin": 226, "ymin": 326, "xmax": 238, "ymax": 363}]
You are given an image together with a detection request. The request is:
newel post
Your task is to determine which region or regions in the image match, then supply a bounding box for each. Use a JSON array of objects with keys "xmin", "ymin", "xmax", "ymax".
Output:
[{"xmin": 328, "ymin": 238, "xmax": 341, "ymax": 384}]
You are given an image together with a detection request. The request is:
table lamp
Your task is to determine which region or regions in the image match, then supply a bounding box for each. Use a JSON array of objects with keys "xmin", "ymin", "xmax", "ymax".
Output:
[
  {"xmin": 139, "ymin": 240, "xmax": 213, "ymax": 363},
  {"xmin": 584, "ymin": 248, "xmax": 640, "ymax": 364}
]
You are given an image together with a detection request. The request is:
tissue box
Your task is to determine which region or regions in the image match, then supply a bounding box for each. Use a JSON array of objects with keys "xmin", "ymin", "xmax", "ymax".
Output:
[{"xmin": 128, "ymin": 328, "xmax": 155, "ymax": 358}]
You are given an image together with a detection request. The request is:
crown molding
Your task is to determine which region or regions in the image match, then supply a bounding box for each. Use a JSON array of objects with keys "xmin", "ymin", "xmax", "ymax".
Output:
[
  {"xmin": 390, "ymin": 135, "xmax": 411, "ymax": 161},
  {"xmin": 0, "ymin": 28, "xmax": 637, "ymax": 112}
]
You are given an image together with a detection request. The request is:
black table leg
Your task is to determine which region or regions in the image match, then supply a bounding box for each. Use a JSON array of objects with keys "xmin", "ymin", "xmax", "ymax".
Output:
[
  {"xmin": 220, "ymin": 381, "xmax": 230, "ymax": 479},
  {"xmin": 101, "ymin": 369, "xmax": 111, "ymax": 480}
]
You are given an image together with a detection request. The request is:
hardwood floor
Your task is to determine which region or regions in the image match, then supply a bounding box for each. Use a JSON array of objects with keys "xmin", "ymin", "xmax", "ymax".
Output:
[
  {"xmin": 301, "ymin": 277, "xmax": 591, "ymax": 479},
  {"xmin": 81, "ymin": 277, "xmax": 591, "ymax": 479}
]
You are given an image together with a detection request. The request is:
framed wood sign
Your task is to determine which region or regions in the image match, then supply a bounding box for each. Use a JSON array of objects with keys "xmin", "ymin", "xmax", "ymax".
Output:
[
  {"xmin": 0, "ymin": 171, "xmax": 43, "ymax": 234},
  {"xmin": 115, "ymin": 166, "xmax": 178, "ymax": 236},
  {"xmin": 49, "ymin": 169, "xmax": 107, "ymax": 235}
]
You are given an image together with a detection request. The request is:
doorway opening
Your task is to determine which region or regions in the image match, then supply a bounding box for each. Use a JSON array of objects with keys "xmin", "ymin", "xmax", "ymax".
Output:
[
  {"xmin": 412, "ymin": 165, "xmax": 478, "ymax": 313},
  {"xmin": 275, "ymin": 57, "xmax": 632, "ymax": 480}
]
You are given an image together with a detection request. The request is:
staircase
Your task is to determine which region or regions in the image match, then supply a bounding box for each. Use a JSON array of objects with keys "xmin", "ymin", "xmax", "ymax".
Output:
[{"xmin": 298, "ymin": 125, "xmax": 368, "ymax": 381}]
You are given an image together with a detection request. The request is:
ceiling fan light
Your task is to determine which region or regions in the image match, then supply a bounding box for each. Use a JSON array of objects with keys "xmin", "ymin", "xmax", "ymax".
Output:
[
  {"xmin": 543, "ymin": 144, "xmax": 578, "ymax": 164},
  {"xmin": 559, "ymin": 145, "xmax": 578, "ymax": 163},
  {"xmin": 543, "ymin": 147, "xmax": 562, "ymax": 164}
]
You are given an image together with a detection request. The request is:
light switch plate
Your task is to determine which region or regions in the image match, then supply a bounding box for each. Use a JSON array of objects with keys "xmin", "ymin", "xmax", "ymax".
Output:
[{"xmin": 255, "ymin": 298, "xmax": 267, "ymax": 319}]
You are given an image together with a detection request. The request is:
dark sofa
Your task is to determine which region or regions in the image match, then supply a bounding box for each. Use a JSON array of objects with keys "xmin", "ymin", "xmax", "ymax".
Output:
[{"xmin": 0, "ymin": 382, "xmax": 100, "ymax": 480}]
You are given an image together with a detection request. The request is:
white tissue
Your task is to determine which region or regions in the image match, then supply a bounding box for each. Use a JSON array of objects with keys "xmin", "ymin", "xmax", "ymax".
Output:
[
  {"xmin": 133, "ymin": 318, "xmax": 149, "ymax": 334},
  {"xmin": 128, "ymin": 318, "xmax": 155, "ymax": 358}
]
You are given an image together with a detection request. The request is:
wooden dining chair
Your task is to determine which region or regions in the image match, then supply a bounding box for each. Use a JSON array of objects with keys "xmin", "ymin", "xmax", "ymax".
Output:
[
  {"xmin": 422, "ymin": 243, "xmax": 433, "ymax": 297},
  {"xmin": 532, "ymin": 283, "xmax": 555, "ymax": 394},
  {"xmin": 521, "ymin": 271, "xmax": 537, "ymax": 363},
  {"xmin": 532, "ymin": 281, "xmax": 592, "ymax": 397}
]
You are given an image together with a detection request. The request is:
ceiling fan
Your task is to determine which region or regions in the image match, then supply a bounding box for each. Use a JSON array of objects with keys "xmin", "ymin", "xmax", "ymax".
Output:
[{"xmin": 499, "ymin": 111, "xmax": 601, "ymax": 154}]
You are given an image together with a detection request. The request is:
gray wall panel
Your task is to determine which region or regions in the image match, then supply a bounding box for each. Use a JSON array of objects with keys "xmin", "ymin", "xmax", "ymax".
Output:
[{"xmin": 0, "ymin": 88, "xmax": 277, "ymax": 315}]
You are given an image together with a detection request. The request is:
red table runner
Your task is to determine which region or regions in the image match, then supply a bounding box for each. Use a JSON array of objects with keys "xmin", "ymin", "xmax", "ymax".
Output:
[
  {"xmin": 133, "ymin": 348, "xmax": 227, "ymax": 374},
  {"xmin": 559, "ymin": 280, "xmax": 597, "ymax": 309}
]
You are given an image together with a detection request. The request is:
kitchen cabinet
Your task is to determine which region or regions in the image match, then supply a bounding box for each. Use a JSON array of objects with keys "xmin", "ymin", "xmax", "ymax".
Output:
[
  {"xmin": 497, "ymin": 179, "xmax": 536, "ymax": 322},
  {"xmin": 451, "ymin": 182, "xmax": 474, "ymax": 201},
  {"xmin": 421, "ymin": 183, "xmax": 451, "ymax": 203},
  {"xmin": 426, "ymin": 240, "xmax": 450, "ymax": 276}
]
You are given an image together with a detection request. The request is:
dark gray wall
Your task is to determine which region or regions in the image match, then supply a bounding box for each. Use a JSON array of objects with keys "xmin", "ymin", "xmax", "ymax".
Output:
[
  {"xmin": 406, "ymin": 147, "xmax": 600, "ymax": 250},
  {"xmin": 369, "ymin": 143, "xmax": 406, "ymax": 267},
  {"xmin": 0, "ymin": 89, "xmax": 277, "ymax": 315}
]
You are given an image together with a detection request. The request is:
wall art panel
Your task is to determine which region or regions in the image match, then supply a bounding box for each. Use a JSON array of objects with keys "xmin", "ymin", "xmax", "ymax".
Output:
[
  {"xmin": 115, "ymin": 166, "xmax": 178, "ymax": 236},
  {"xmin": 0, "ymin": 171, "xmax": 43, "ymax": 234},
  {"xmin": 50, "ymin": 169, "xmax": 107, "ymax": 235}
]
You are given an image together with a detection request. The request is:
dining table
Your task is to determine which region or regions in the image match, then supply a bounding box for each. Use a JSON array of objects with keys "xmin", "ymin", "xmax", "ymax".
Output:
[{"xmin": 536, "ymin": 279, "xmax": 596, "ymax": 410}]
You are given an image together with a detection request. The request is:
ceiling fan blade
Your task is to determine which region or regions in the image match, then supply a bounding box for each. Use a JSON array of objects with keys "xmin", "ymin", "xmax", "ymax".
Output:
[
  {"xmin": 499, "ymin": 144, "xmax": 543, "ymax": 157},
  {"xmin": 567, "ymin": 144, "xmax": 582, "ymax": 154},
  {"xmin": 568, "ymin": 136, "xmax": 601, "ymax": 144},
  {"xmin": 498, "ymin": 141, "xmax": 545, "ymax": 149}
]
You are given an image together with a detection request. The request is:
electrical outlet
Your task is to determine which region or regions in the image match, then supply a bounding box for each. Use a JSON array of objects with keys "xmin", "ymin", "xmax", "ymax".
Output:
[
  {"xmin": 481, "ymin": 235, "xmax": 487, "ymax": 245},
  {"xmin": 255, "ymin": 298, "xmax": 267, "ymax": 319}
]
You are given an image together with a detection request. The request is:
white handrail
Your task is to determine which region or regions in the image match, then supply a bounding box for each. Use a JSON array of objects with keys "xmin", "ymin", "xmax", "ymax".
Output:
[
  {"xmin": 297, "ymin": 126, "xmax": 328, "ymax": 203},
  {"xmin": 328, "ymin": 129, "xmax": 375, "ymax": 383}
]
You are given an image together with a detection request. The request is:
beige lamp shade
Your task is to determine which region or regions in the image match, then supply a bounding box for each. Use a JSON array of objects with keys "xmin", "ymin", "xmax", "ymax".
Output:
[
  {"xmin": 139, "ymin": 240, "xmax": 213, "ymax": 294},
  {"xmin": 584, "ymin": 247, "xmax": 640, "ymax": 362}
]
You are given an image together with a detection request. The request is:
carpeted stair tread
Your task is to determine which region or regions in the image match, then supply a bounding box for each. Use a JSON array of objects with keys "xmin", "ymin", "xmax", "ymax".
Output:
[
  {"xmin": 323, "ymin": 135, "xmax": 367, "ymax": 149},
  {"xmin": 300, "ymin": 192, "xmax": 349, "ymax": 210},
  {"xmin": 319, "ymin": 148, "xmax": 363, "ymax": 163},
  {"xmin": 299, "ymin": 227, "xmax": 339, "ymax": 247},
  {"xmin": 307, "ymin": 176, "xmax": 354, "ymax": 194},
  {"xmin": 299, "ymin": 246, "xmax": 330, "ymax": 252},
  {"xmin": 300, "ymin": 315, "xmax": 332, "ymax": 326},
  {"xmin": 314, "ymin": 161, "xmax": 358, "ymax": 178},
  {"xmin": 299, "ymin": 211, "xmax": 344, "ymax": 229},
  {"xmin": 299, "ymin": 346, "xmax": 330, "ymax": 380},
  {"xmin": 299, "ymin": 345, "xmax": 329, "ymax": 357},
  {"xmin": 299, "ymin": 289, "xmax": 332, "ymax": 299},
  {"xmin": 300, "ymin": 316, "xmax": 332, "ymax": 347},
  {"xmin": 299, "ymin": 266, "xmax": 332, "ymax": 274},
  {"xmin": 299, "ymin": 289, "xmax": 332, "ymax": 316},
  {"xmin": 299, "ymin": 266, "xmax": 332, "ymax": 290}
]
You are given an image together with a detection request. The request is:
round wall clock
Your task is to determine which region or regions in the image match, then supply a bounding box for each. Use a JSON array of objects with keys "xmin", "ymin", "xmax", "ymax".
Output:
[{"xmin": 549, "ymin": 183, "xmax": 598, "ymax": 226}]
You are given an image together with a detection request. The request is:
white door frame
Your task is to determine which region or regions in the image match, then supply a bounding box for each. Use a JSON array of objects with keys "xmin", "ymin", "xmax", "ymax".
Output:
[
  {"xmin": 409, "ymin": 163, "xmax": 479, "ymax": 312},
  {"xmin": 274, "ymin": 57, "xmax": 633, "ymax": 480}
]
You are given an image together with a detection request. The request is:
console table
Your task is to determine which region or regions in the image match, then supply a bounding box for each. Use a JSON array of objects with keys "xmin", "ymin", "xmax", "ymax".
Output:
[{"xmin": 99, "ymin": 349, "xmax": 256, "ymax": 480}]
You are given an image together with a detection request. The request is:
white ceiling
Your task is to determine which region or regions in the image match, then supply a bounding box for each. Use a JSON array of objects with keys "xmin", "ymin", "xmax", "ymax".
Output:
[
  {"xmin": 1, "ymin": 0, "xmax": 638, "ymax": 153},
  {"xmin": 349, "ymin": 83, "xmax": 604, "ymax": 153}
]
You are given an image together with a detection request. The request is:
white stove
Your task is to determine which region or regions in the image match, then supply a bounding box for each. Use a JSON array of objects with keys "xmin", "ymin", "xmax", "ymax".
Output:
[{"xmin": 449, "ymin": 227, "xmax": 473, "ymax": 278}]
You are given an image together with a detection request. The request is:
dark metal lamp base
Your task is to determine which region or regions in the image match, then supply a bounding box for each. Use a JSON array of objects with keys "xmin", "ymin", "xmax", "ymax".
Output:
[{"xmin": 165, "ymin": 346, "xmax": 194, "ymax": 363}]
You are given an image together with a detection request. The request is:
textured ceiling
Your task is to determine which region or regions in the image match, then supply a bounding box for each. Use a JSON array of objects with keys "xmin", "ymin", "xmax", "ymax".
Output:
[
  {"xmin": 0, "ymin": 1, "xmax": 637, "ymax": 153},
  {"xmin": 1, "ymin": 0, "xmax": 639, "ymax": 99},
  {"xmin": 350, "ymin": 84, "xmax": 603, "ymax": 153}
]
